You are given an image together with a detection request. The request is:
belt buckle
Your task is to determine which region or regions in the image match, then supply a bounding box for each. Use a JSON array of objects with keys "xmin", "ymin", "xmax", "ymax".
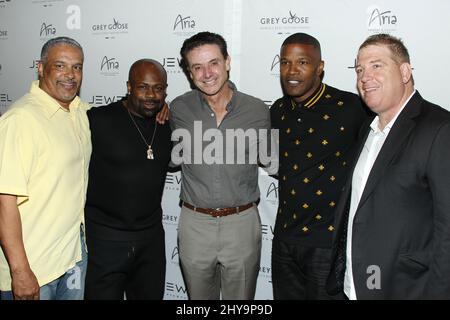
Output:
[{"xmin": 212, "ymin": 208, "xmax": 222, "ymax": 218}]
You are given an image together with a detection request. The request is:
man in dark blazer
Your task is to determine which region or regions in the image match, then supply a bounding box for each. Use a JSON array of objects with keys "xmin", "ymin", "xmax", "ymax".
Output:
[{"xmin": 327, "ymin": 33, "xmax": 450, "ymax": 299}]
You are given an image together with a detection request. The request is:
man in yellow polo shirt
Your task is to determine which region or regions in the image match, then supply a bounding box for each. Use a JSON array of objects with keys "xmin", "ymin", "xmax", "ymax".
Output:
[{"xmin": 0, "ymin": 37, "xmax": 91, "ymax": 300}]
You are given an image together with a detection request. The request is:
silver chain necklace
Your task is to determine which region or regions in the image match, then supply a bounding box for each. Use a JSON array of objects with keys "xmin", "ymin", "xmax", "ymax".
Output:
[{"xmin": 127, "ymin": 109, "xmax": 157, "ymax": 160}]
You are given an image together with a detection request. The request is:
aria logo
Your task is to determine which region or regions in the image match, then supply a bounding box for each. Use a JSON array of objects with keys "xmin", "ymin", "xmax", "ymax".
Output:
[
  {"xmin": 173, "ymin": 14, "xmax": 196, "ymax": 36},
  {"xmin": 100, "ymin": 56, "xmax": 119, "ymax": 76},
  {"xmin": 270, "ymin": 54, "xmax": 280, "ymax": 72},
  {"xmin": 173, "ymin": 14, "xmax": 196, "ymax": 31},
  {"xmin": 269, "ymin": 53, "xmax": 280, "ymax": 79},
  {"xmin": 367, "ymin": 6, "xmax": 398, "ymax": 32},
  {"xmin": 171, "ymin": 246, "xmax": 179, "ymax": 260},
  {"xmin": 266, "ymin": 182, "xmax": 278, "ymax": 199},
  {"xmin": 40, "ymin": 22, "xmax": 56, "ymax": 38}
]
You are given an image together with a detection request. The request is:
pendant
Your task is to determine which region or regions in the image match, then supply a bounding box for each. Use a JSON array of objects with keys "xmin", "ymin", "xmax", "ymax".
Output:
[{"xmin": 147, "ymin": 146, "xmax": 154, "ymax": 160}]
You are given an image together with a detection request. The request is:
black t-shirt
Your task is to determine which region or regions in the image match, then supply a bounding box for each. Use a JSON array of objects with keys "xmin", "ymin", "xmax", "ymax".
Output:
[
  {"xmin": 271, "ymin": 83, "xmax": 368, "ymax": 247},
  {"xmin": 85, "ymin": 100, "xmax": 172, "ymax": 240}
]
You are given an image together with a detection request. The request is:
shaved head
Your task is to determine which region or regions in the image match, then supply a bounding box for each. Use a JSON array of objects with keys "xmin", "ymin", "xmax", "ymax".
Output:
[
  {"xmin": 126, "ymin": 58, "xmax": 168, "ymax": 118},
  {"xmin": 128, "ymin": 59, "xmax": 167, "ymax": 83}
]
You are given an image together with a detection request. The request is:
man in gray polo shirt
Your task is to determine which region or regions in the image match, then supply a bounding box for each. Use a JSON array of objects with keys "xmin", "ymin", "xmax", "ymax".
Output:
[{"xmin": 170, "ymin": 31, "xmax": 272, "ymax": 300}]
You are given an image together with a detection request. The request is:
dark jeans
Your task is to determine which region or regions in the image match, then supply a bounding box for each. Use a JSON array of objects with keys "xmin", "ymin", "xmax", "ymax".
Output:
[
  {"xmin": 272, "ymin": 238, "xmax": 335, "ymax": 300},
  {"xmin": 84, "ymin": 226, "xmax": 165, "ymax": 300}
]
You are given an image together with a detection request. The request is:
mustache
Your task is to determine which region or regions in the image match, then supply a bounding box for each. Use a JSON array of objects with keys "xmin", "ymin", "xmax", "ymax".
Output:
[
  {"xmin": 56, "ymin": 80, "xmax": 78, "ymax": 85},
  {"xmin": 142, "ymin": 99, "xmax": 162, "ymax": 105},
  {"xmin": 57, "ymin": 80, "xmax": 77, "ymax": 85}
]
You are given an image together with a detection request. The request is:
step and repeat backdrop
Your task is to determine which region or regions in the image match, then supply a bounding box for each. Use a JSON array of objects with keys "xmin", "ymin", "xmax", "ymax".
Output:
[{"xmin": 1, "ymin": 0, "xmax": 450, "ymax": 299}]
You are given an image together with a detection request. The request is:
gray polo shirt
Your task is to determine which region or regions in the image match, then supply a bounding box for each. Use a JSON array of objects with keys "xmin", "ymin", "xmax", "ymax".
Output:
[{"xmin": 170, "ymin": 81, "xmax": 270, "ymax": 208}]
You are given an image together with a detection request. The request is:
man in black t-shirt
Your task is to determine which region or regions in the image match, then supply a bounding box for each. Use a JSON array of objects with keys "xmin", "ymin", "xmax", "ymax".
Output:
[
  {"xmin": 84, "ymin": 59, "xmax": 171, "ymax": 300},
  {"xmin": 270, "ymin": 33, "xmax": 369, "ymax": 300}
]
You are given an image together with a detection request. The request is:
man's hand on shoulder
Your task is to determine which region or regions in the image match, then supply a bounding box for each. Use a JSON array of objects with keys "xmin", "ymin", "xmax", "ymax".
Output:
[{"xmin": 156, "ymin": 103, "xmax": 170, "ymax": 124}]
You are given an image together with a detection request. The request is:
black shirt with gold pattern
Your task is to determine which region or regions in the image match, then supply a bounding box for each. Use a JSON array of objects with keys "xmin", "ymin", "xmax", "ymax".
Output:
[{"xmin": 271, "ymin": 83, "xmax": 368, "ymax": 248}]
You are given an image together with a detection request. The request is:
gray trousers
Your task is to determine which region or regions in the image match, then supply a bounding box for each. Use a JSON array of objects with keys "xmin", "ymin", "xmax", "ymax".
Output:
[{"xmin": 178, "ymin": 204, "xmax": 262, "ymax": 300}]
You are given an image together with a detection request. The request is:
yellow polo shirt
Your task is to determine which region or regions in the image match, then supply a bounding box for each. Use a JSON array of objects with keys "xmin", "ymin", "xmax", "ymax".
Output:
[{"xmin": 0, "ymin": 81, "xmax": 91, "ymax": 290}]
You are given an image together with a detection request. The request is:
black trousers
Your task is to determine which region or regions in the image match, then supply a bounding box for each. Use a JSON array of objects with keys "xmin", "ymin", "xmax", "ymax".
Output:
[
  {"xmin": 272, "ymin": 238, "xmax": 338, "ymax": 300},
  {"xmin": 85, "ymin": 226, "xmax": 166, "ymax": 300}
]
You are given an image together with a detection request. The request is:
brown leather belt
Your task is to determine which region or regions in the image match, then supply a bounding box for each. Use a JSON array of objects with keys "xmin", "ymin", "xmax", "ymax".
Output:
[{"xmin": 182, "ymin": 202, "xmax": 254, "ymax": 218}]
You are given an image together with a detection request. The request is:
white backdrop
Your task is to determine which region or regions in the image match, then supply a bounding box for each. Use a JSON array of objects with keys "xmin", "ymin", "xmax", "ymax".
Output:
[{"xmin": 1, "ymin": 0, "xmax": 450, "ymax": 300}]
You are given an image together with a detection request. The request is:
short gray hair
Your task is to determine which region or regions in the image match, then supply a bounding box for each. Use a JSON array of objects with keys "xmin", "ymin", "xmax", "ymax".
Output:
[
  {"xmin": 359, "ymin": 33, "xmax": 410, "ymax": 64},
  {"xmin": 40, "ymin": 36, "xmax": 84, "ymax": 62}
]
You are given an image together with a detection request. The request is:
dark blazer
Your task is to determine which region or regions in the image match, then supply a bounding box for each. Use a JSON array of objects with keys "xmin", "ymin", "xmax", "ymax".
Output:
[{"xmin": 327, "ymin": 91, "xmax": 450, "ymax": 299}]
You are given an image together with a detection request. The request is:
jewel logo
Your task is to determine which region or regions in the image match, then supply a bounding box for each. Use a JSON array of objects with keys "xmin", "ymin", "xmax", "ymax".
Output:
[
  {"xmin": 0, "ymin": 92, "xmax": 12, "ymax": 117},
  {"xmin": 0, "ymin": 93, "xmax": 12, "ymax": 103},
  {"xmin": 261, "ymin": 224, "xmax": 275, "ymax": 236},
  {"xmin": 29, "ymin": 59, "xmax": 40, "ymax": 69},
  {"xmin": 165, "ymin": 282, "xmax": 187, "ymax": 295},
  {"xmin": 87, "ymin": 95, "xmax": 125, "ymax": 106},
  {"xmin": 161, "ymin": 57, "xmax": 183, "ymax": 74}
]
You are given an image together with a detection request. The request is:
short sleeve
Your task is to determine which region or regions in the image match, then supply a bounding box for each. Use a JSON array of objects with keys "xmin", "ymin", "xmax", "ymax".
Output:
[{"xmin": 0, "ymin": 112, "xmax": 36, "ymax": 205}]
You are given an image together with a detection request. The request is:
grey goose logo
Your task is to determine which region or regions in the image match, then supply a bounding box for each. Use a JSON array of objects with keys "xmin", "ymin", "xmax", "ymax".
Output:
[
  {"xmin": 91, "ymin": 18, "xmax": 129, "ymax": 39},
  {"xmin": 260, "ymin": 10, "xmax": 310, "ymax": 33}
]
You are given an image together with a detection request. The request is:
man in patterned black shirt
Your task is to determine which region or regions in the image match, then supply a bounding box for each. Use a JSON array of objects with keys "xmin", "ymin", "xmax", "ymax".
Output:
[{"xmin": 270, "ymin": 33, "xmax": 368, "ymax": 299}]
